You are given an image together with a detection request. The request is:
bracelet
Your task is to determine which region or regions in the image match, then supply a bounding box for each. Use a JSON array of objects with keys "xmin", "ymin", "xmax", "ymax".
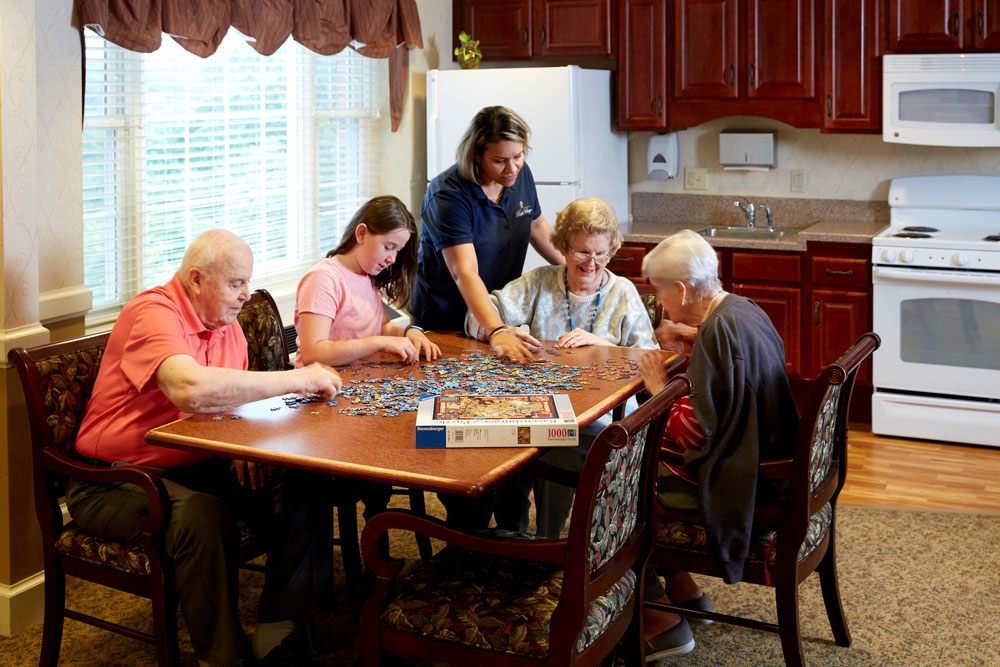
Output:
[
  {"xmin": 404, "ymin": 324, "xmax": 425, "ymax": 335},
  {"xmin": 487, "ymin": 325, "xmax": 510, "ymax": 341}
]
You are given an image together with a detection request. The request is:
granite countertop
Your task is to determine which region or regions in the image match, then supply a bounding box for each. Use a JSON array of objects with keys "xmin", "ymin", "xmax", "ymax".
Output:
[
  {"xmin": 625, "ymin": 193, "xmax": 890, "ymax": 250},
  {"xmin": 626, "ymin": 218, "xmax": 888, "ymax": 251}
]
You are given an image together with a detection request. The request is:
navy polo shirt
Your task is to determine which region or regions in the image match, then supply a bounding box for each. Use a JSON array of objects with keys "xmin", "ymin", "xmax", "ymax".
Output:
[{"xmin": 411, "ymin": 163, "xmax": 542, "ymax": 330}]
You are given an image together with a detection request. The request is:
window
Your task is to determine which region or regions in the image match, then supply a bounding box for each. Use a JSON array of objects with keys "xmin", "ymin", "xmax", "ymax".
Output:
[{"xmin": 83, "ymin": 31, "xmax": 385, "ymax": 322}]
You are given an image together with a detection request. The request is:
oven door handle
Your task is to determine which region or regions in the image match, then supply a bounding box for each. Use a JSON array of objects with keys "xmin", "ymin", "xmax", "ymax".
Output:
[{"xmin": 873, "ymin": 266, "xmax": 1000, "ymax": 288}]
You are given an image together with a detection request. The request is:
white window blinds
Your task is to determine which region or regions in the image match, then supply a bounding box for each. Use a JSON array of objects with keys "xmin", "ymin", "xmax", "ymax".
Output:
[{"xmin": 83, "ymin": 31, "xmax": 384, "ymax": 322}]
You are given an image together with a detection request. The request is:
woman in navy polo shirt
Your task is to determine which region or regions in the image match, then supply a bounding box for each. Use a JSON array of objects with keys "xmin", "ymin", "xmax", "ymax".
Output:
[{"xmin": 411, "ymin": 106, "xmax": 564, "ymax": 363}]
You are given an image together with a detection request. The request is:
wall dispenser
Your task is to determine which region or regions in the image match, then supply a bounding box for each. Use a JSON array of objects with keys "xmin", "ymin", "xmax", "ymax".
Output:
[
  {"xmin": 647, "ymin": 132, "xmax": 679, "ymax": 180},
  {"xmin": 719, "ymin": 130, "xmax": 776, "ymax": 170}
]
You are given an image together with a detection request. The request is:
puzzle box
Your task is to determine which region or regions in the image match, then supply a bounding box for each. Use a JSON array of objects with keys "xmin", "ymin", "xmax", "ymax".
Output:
[{"xmin": 415, "ymin": 393, "xmax": 579, "ymax": 449}]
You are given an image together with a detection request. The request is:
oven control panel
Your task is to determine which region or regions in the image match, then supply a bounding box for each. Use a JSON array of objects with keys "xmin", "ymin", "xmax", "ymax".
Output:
[{"xmin": 872, "ymin": 246, "xmax": 1000, "ymax": 271}]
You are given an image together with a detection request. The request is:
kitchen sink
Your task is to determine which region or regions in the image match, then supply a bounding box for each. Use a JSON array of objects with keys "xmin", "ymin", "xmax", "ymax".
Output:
[{"xmin": 699, "ymin": 226, "xmax": 792, "ymax": 239}]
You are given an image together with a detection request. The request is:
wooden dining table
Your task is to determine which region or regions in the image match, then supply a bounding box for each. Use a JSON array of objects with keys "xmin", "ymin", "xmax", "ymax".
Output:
[{"xmin": 145, "ymin": 332, "xmax": 674, "ymax": 497}]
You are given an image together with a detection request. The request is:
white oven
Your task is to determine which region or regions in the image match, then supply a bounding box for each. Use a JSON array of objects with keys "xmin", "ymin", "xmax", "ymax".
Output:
[{"xmin": 872, "ymin": 176, "xmax": 1000, "ymax": 448}]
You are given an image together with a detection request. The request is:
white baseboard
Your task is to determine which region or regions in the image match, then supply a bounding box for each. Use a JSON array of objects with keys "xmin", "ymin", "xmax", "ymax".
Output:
[{"xmin": 0, "ymin": 571, "xmax": 44, "ymax": 637}]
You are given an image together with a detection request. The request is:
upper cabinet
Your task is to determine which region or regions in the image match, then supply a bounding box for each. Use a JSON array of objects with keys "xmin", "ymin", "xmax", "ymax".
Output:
[
  {"xmin": 823, "ymin": 0, "xmax": 881, "ymax": 131},
  {"xmin": 617, "ymin": 0, "xmax": 669, "ymax": 130},
  {"xmin": 669, "ymin": 0, "xmax": 820, "ymax": 128},
  {"xmin": 455, "ymin": 0, "xmax": 612, "ymax": 60},
  {"xmin": 884, "ymin": 0, "xmax": 1000, "ymax": 52}
]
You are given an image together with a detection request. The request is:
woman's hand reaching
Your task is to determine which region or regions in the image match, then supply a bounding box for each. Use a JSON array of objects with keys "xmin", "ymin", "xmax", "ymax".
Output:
[
  {"xmin": 655, "ymin": 319, "xmax": 697, "ymax": 355},
  {"xmin": 490, "ymin": 327, "xmax": 542, "ymax": 364},
  {"xmin": 556, "ymin": 328, "xmax": 610, "ymax": 349},
  {"xmin": 639, "ymin": 350, "xmax": 672, "ymax": 395}
]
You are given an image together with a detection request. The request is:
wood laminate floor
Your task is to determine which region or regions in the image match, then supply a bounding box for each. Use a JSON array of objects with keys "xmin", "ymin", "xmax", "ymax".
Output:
[{"xmin": 841, "ymin": 428, "xmax": 1000, "ymax": 513}]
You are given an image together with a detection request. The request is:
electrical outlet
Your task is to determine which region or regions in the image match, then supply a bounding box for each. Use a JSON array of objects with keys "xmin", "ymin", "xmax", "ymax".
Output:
[
  {"xmin": 790, "ymin": 169, "xmax": 806, "ymax": 193},
  {"xmin": 684, "ymin": 167, "xmax": 708, "ymax": 191}
]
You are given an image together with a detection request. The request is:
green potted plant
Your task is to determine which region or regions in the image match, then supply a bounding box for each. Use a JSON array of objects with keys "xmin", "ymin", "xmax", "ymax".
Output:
[{"xmin": 454, "ymin": 31, "xmax": 482, "ymax": 69}]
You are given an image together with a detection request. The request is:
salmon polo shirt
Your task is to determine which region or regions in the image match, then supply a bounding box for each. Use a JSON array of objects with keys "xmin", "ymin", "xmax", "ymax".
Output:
[{"xmin": 75, "ymin": 274, "xmax": 249, "ymax": 468}]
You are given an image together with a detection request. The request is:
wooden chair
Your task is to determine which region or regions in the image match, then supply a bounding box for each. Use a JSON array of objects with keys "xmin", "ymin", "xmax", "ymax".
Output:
[
  {"xmin": 236, "ymin": 289, "xmax": 430, "ymax": 612},
  {"xmin": 9, "ymin": 333, "xmax": 181, "ymax": 666},
  {"xmin": 358, "ymin": 375, "xmax": 693, "ymax": 667},
  {"xmin": 645, "ymin": 332, "xmax": 881, "ymax": 667}
]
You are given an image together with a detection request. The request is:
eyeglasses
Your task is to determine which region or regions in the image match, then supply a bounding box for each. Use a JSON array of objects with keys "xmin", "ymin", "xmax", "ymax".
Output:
[{"xmin": 569, "ymin": 249, "xmax": 611, "ymax": 263}]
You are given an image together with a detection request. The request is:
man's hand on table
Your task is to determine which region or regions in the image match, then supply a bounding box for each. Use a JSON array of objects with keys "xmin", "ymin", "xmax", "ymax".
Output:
[{"xmin": 296, "ymin": 363, "xmax": 343, "ymax": 398}]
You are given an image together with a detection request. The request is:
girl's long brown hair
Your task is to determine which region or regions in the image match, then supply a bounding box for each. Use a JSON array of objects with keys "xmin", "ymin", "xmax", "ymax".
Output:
[{"xmin": 326, "ymin": 195, "xmax": 418, "ymax": 308}]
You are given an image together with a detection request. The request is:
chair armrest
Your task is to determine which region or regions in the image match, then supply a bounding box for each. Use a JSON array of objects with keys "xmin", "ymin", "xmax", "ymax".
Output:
[
  {"xmin": 360, "ymin": 509, "xmax": 567, "ymax": 578},
  {"xmin": 759, "ymin": 457, "xmax": 793, "ymax": 481},
  {"xmin": 44, "ymin": 448, "xmax": 171, "ymax": 536}
]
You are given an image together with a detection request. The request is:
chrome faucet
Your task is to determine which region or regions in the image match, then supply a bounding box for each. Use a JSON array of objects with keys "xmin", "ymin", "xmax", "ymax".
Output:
[
  {"xmin": 733, "ymin": 196, "xmax": 755, "ymax": 229},
  {"xmin": 759, "ymin": 203, "xmax": 774, "ymax": 231}
]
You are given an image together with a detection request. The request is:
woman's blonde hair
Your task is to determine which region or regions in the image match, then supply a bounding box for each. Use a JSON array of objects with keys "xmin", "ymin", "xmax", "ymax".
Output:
[
  {"xmin": 549, "ymin": 198, "xmax": 623, "ymax": 255},
  {"xmin": 642, "ymin": 229, "xmax": 720, "ymax": 298},
  {"xmin": 455, "ymin": 106, "xmax": 532, "ymax": 183}
]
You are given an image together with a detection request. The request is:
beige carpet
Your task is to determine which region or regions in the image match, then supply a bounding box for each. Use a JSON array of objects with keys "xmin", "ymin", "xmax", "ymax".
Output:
[{"xmin": 1, "ymin": 503, "xmax": 998, "ymax": 666}]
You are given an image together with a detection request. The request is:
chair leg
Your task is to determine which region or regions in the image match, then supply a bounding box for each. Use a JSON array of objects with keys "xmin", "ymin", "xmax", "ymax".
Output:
[
  {"xmin": 817, "ymin": 535, "xmax": 852, "ymax": 647},
  {"xmin": 335, "ymin": 498, "xmax": 364, "ymax": 612},
  {"xmin": 406, "ymin": 489, "xmax": 433, "ymax": 559},
  {"xmin": 774, "ymin": 576, "xmax": 806, "ymax": 667},
  {"xmin": 40, "ymin": 567, "xmax": 65, "ymax": 667},
  {"xmin": 150, "ymin": 570, "xmax": 180, "ymax": 667}
]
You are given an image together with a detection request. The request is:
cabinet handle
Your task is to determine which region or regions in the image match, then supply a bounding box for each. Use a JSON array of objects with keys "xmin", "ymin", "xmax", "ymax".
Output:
[
  {"xmin": 727, "ymin": 64, "xmax": 735, "ymax": 88},
  {"xmin": 813, "ymin": 301, "xmax": 820, "ymax": 327},
  {"xmin": 521, "ymin": 27, "xmax": 528, "ymax": 45},
  {"xmin": 826, "ymin": 93, "xmax": 832, "ymax": 117},
  {"xmin": 656, "ymin": 95, "xmax": 663, "ymax": 116},
  {"xmin": 611, "ymin": 256, "xmax": 635, "ymax": 263},
  {"xmin": 540, "ymin": 24, "xmax": 546, "ymax": 44},
  {"xmin": 748, "ymin": 63, "xmax": 756, "ymax": 89},
  {"xmin": 825, "ymin": 268, "xmax": 854, "ymax": 277},
  {"xmin": 979, "ymin": 11, "xmax": 985, "ymax": 38},
  {"xmin": 952, "ymin": 12, "xmax": 961, "ymax": 36}
]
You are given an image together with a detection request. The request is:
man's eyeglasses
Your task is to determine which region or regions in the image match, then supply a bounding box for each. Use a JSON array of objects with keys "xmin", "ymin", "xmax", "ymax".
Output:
[{"xmin": 569, "ymin": 249, "xmax": 612, "ymax": 263}]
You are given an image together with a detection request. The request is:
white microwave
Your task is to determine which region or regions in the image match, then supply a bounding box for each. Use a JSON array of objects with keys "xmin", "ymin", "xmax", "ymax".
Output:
[{"xmin": 883, "ymin": 53, "xmax": 1000, "ymax": 147}]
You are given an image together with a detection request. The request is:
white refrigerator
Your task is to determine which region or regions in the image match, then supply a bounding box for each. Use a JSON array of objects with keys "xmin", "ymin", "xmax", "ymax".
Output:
[{"xmin": 426, "ymin": 66, "xmax": 628, "ymax": 272}]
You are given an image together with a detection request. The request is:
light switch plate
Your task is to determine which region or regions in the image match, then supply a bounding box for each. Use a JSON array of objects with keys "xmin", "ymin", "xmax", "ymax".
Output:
[
  {"xmin": 684, "ymin": 167, "xmax": 708, "ymax": 191},
  {"xmin": 790, "ymin": 169, "xmax": 806, "ymax": 193}
]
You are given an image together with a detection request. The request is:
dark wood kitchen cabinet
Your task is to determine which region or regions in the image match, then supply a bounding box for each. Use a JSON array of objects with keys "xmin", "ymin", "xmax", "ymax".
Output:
[
  {"xmin": 616, "ymin": 0, "xmax": 669, "ymax": 130},
  {"xmin": 884, "ymin": 0, "xmax": 1000, "ymax": 52},
  {"xmin": 454, "ymin": 0, "xmax": 612, "ymax": 60},
  {"xmin": 823, "ymin": 0, "xmax": 881, "ymax": 132},
  {"xmin": 669, "ymin": 0, "xmax": 820, "ymax": 128}
]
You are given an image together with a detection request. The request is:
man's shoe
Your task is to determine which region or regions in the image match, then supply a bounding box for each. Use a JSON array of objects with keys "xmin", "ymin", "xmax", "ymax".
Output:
[
  {"xmin": 256, "ymin": 633, "xmax": 320, "ymax": 667},
  {"xmin": 645, "ymin": 618, "xmax": 695, "ymax": 662},
  {"xmin": 672, "ymin": 592, "xmax": 714, "ymax": 626}
]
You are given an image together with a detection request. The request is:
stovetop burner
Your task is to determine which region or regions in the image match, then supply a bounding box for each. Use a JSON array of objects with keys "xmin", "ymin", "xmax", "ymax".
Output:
[
  {"xmin": 892, "ymin": 232, "xmax": 932, "ymax": 239},
  {"xmin": 902, "ymin": 226, "xmax": 939, "ymax": 233},
  {"xmin": 984, "ymin": 235, "xmax": 1000, "ymax": 242}
]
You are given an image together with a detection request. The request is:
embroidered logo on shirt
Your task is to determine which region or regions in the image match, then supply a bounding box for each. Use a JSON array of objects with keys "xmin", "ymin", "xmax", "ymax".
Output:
[{"xmin": 515, "ymin": 200, "xmax": 533, "ymax": 219}]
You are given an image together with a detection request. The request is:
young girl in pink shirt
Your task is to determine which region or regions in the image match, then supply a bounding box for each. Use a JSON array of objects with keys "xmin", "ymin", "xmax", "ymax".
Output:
[{"xmin": 294, "ymin": 195, "xmax": 440, "ymax": 367}]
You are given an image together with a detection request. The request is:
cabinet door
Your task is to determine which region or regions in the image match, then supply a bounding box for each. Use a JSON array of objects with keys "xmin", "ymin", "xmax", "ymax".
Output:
[
  {"xmin": 884, "ymin": 0, "xmax": 967, "ymax": 51},
  {"xmin": 747, "ymin": 0, "xmax": 816, "ymax": 99},
  {"xmin": 809, "ymin": 289, "xmax": 870, "ymax": 382},
  {"xmin": 534, "ymin": 0, "xmax": 612, "ymax": 57},
  {"xmin": 460, "ymin": 0, "xmax": 532, "ymax": 59},
  {"xmin": 732, "ymin": 283, "xmax": 802, "ymax": 375},
  {"xmin": 974, "ymin": 0, "xmax": 1000, "ymax": 48},
  {"xmin": 674, "ymin": 0, "xmax": 739, "ymax": 99},
  {"xmin": 617, "ymin": 0, "xmax": 668, "ymax": 130},
  {"xmin": 823, "ymin": 0, "xmax": 880, "ymax": 131}
]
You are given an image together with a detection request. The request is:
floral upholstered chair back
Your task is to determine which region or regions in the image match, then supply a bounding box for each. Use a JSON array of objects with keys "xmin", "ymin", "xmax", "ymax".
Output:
[
  {"xmin": 808, "ymin": 383, "xmax": 843, "ymax": 494},
  {"xmin": 237, "ymin": 289, "xmax": 291, "ymax": 372}
]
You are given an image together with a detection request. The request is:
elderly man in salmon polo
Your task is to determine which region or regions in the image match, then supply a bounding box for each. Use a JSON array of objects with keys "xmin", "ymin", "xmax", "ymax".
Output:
[{"xmin": 67, "ymin": 230, "xmax": 342, "ymax": 666}]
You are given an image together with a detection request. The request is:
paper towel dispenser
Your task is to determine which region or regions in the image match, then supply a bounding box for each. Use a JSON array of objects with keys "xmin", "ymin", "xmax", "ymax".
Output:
[{"xmin": 719, "ymin": 131, "xmax": 775, "ymax": 169}]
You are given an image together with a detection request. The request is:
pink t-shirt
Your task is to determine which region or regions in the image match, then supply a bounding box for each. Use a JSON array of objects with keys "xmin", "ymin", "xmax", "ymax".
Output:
[
  {"xmin": 75, "ymin": 274, "xmax": 249, "ymax": 468},
  {"xmin": 293, "ymin": 257, "xmax": 384, "ymax": 367}
]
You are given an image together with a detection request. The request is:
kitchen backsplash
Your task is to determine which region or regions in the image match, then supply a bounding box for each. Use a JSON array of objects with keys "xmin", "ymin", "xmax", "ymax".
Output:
[
  {"xmin": 632, "ymin": 192, "xmax": 888, "ymax": 230},
  {"xmin": 628, "ymin": 116, "xmax": 1000, "ymax": 203}
]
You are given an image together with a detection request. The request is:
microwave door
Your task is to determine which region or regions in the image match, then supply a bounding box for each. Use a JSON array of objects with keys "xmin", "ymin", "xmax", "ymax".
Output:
[{"xmin": 883, "ymin": 82, "xmax": 1000, "ymax": 146}]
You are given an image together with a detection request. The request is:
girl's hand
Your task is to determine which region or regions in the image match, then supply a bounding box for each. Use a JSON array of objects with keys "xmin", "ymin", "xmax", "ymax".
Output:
[
  {"xmin": 639, "ymin": 350, "xmax": 671, "ymax": 395},
  {"xmin": 654, "ymin": 319, "xmax": 697, "ymax": 355},
  {"xmin": 555, "ymin": 328, "xmax": 610, "ymax": 349},
  {"xmin": 378, "ymin": 336, "xmax": 418, "ymax": 363},
  {"xmin": 405, "ymin": 329, "xmax": 441, "ymax": 361},
  {"xmin": 490, "ymin": 328, "xmax": 541, "ymax": 364}
]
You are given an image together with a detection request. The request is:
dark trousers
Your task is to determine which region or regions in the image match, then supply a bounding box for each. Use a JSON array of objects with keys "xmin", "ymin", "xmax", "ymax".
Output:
[{"xmin": 66, "ymin": 459, "xmax": 332, "ymax": 665}]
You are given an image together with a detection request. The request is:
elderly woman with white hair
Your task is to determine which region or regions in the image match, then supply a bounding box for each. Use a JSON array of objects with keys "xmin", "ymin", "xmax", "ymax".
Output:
[{"xmin": 637, "ymin": 229, "xmax": 799, "ymax": 660}]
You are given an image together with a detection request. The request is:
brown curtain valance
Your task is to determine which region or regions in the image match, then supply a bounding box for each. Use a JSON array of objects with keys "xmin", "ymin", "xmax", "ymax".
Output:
[{"xmin": 77, "ymin": 0, "xmax": 423, "ymax": 130}]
